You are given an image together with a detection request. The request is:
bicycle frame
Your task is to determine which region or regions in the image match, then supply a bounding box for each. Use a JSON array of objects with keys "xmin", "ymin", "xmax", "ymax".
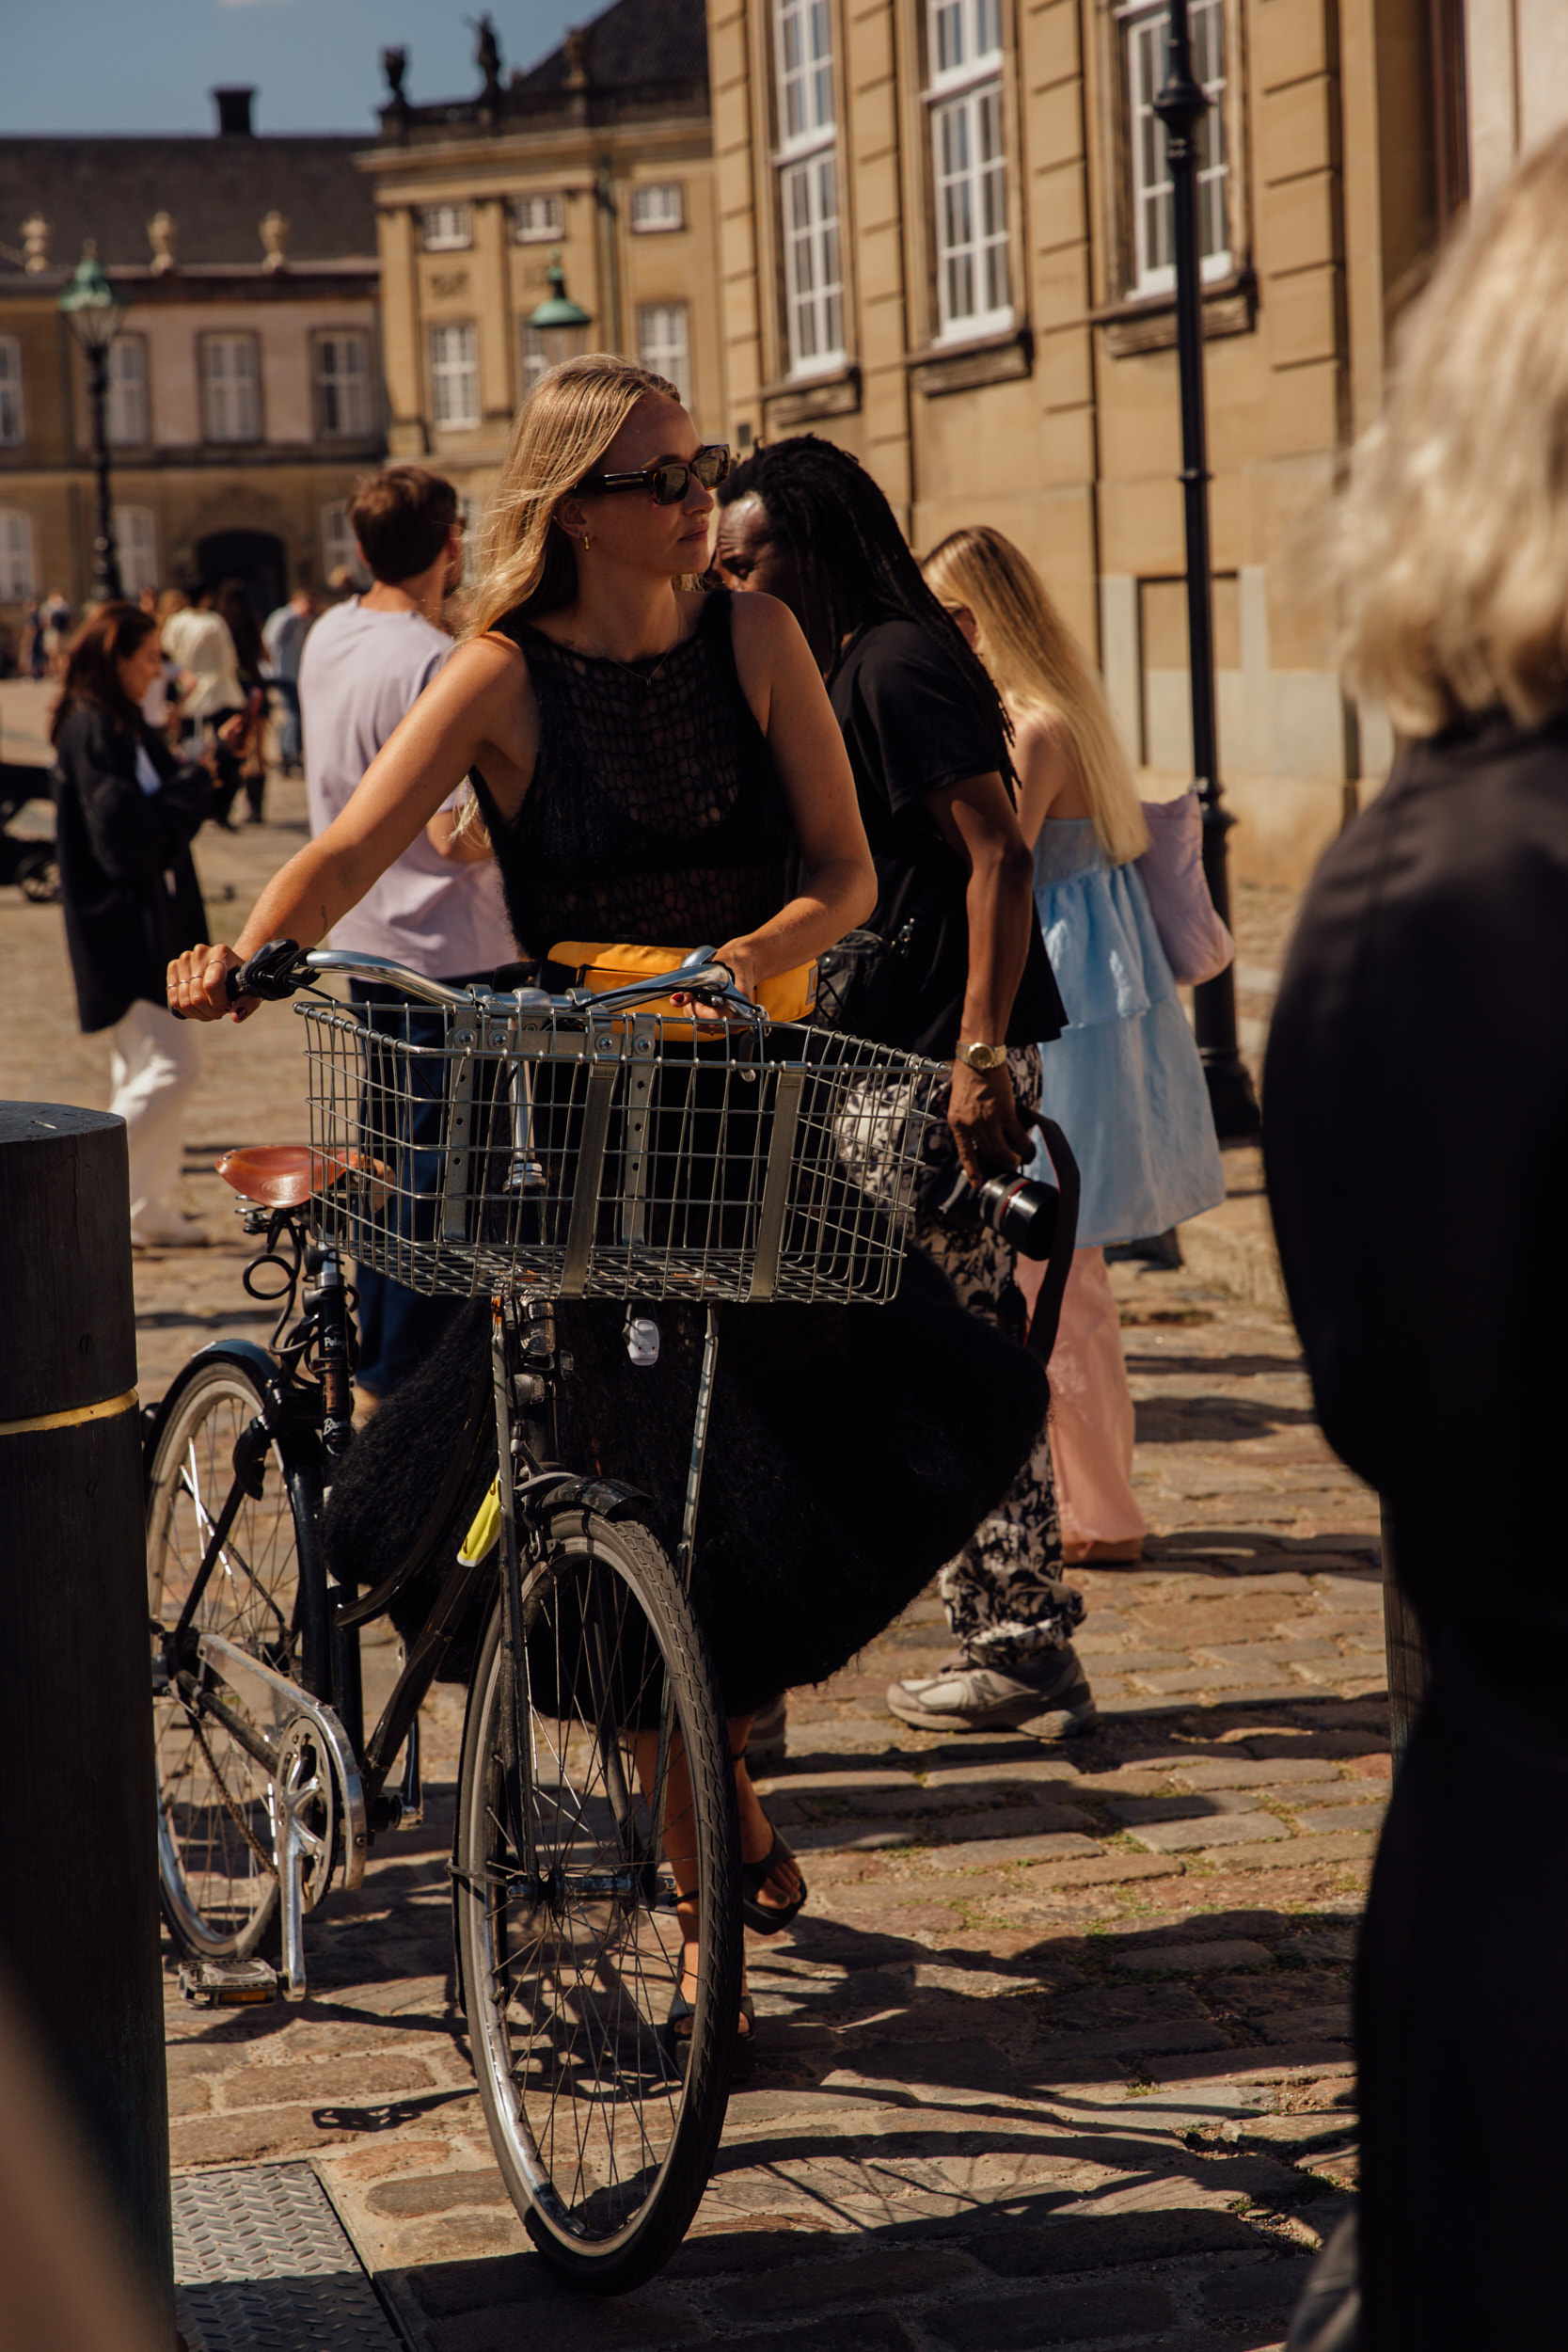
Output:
[{"xmin": 159, "ymin": 946, "xmax": 780, "ymax": 2002}]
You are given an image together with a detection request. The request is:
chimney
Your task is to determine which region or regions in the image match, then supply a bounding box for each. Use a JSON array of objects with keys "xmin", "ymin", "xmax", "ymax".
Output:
[{"xmin": 213, "ymin": 86, "xmax": 256, "ymax": 136}]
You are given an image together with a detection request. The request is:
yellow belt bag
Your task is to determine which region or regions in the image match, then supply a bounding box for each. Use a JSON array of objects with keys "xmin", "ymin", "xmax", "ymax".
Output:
[{"xmin": 546, "ymin": 941, "xmax": 817, "ymax": 1026}]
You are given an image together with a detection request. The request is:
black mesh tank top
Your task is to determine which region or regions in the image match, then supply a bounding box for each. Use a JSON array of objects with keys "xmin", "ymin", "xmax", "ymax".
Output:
[{"xmin": 468, "ymin": 590, "xmax": 793, "ymax": 958}]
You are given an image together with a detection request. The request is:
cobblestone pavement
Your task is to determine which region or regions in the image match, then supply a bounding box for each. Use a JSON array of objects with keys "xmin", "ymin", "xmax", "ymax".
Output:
[{"xmin": 3, "ymin": 798, "xmax": 1379, "ymax": 2351}]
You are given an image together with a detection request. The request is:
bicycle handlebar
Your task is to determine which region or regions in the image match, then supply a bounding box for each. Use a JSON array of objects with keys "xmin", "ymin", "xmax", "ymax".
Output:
[{"xmin": 225, "ymin": 940, "xmax": 764, "ymax": 1024}]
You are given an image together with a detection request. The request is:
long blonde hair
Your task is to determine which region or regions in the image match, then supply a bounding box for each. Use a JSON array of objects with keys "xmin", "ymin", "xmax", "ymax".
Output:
[
  {"xmin": 467, "ymin": 351, "xmax": 685, "ymax": 640},
  {"xmin": 923, "ymin": 527, "xmax": 1149, "ymax": 865},
  {"xmin": 1321, "ymin": 126, "xmax": 1568, "ymax": 736}
]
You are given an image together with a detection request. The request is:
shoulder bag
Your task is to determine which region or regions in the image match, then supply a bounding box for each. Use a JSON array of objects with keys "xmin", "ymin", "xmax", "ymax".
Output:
[{"xmin": 1134, "ymin": 791, "xmax": 1235, "ymax": 987}]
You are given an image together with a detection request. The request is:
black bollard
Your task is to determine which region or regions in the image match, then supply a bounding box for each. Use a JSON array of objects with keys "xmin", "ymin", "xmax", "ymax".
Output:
[{"xmin": 0, "ymin": 1104, "xmax": 172, "ymax": 2331}]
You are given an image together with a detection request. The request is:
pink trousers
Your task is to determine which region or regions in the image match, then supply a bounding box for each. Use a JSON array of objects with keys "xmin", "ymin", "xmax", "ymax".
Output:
[{"xmin": 1017, "ymin": 1246, "xmax": 1145, "ymax": 1554}]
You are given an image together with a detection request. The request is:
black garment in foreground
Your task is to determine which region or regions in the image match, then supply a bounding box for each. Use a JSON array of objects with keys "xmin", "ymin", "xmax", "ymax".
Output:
[
  {"xmin": 51, "ymin": 706, "xmax": 212, "ymax": 1033},
  {"xmin": 1263, "ymin": 708, "xmax": 1568, "ymax": 2352},
  {"xmin": 829, "ymin": 616, "xmax": 1065, "ymax": 1059},
  {"xmin": 325, "ymin": 1247, "xmax": 1049, "ymax": 1713}
]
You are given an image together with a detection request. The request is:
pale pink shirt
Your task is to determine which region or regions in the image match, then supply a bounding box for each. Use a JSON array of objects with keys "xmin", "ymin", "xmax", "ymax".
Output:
[{"xmin": 299, "ymin": 599, "xmax": 514, "ymax": 978}]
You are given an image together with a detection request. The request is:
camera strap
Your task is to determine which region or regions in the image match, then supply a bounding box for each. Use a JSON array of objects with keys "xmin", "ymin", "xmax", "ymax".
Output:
[{"xmin": 1022, "ymin": 1113, "xmax": 1080, "ymax": 1366}]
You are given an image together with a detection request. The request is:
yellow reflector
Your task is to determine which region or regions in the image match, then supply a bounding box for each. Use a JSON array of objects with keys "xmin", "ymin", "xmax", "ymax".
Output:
[{"xmin": 458, "ymin": 1477, "xmax": 502, "ymax": 1565}]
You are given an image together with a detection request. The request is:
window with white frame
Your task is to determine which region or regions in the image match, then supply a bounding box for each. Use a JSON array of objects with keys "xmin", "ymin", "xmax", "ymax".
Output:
[
  {"xmin": 114, "ymin": 505, "xmax": 159, "ymax": 596},
  {"xmin": 430, "ymin": 323, "xmax": 480, "ymax": 429},
  {"xmin": 0, "ymin": 338, "xmax": 24, "ymax": 448},
  {"xmin": 774, "ymin": 0, "xmax": 845, "ymax": 375},
  {"xmin": 421, "ymin": 202, "xmax": 473, "ymax": 251},
  {"xmin": 200, "ymin": 334, "xmax": 261, "ymax": 442},
  {"xmin": 1121, "ymin": 0, "xmax": 1230, "ymax": 295},
  {"xmin": 321, "ymin": 502, "xmax": 371, "ymax": 589},
  {"xmin": 313, "ymin": 332, "xmax": 373, "ymax": 438},
  {"xmin": 637, "ymin": 302, "xmax": 692, "ymax": 406},
  {"xmin": 631, "ymin": 183, "xmax": 684, "ymax": 233},
  {"xmin": 513, "ymin": 192, "xmax": 563, "ymax": 242},
  {"xmin": 927, "ymin": 0, "xmax": 1011, "ymax": 340},
  {"xmin": 520, "ymin": 322, "xmax": 549, "ymax": 398},
  {"xmin": 0, "ymin": 510, "xmax": 36, "ymax": 601},
  {"xmin": 106, "ymin": 336, "xmax": 149, "ymax": 445}
]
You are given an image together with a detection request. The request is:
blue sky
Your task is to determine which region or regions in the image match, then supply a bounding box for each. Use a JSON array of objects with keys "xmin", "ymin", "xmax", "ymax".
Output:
[{"xmin": 2, "ymin": 1, "xmax": 580, "ymax": 135}]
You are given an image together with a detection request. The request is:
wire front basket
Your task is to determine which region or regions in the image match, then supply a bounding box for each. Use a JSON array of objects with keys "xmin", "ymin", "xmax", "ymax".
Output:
[{"xmin": 300, "ymin": 998, "xmax": 945, "ymax": 1306}]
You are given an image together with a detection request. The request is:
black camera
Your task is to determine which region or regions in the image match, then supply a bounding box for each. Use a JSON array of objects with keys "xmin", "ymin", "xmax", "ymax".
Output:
[{"xmin": 931, "ymin": 1159, "xmax": 1062, "ymax": 1259}]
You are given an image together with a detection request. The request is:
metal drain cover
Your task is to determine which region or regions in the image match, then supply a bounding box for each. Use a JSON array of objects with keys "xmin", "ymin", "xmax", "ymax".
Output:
[{"xmin": 174, "ymin": 2163, "xmax": 403, "ymax": 2351}]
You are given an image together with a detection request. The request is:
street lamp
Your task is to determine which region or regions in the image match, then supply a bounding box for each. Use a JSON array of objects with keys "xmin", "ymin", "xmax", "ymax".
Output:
[
  {"xmin": 59, "ymin": 243, "xmax": 125, "ymax": 604},
  {"xmin": 1152, "ymin": 2, "xmax": 1260, "ymax": 1142},
  {"xmin": 526, "ymin": 253, "xmax": 593, "ymax": 369}
]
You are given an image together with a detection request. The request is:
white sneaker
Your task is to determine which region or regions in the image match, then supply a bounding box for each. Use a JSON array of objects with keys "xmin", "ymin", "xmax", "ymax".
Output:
[{"xmin": 886, "ymin": 1643, "xmax": 1099, "ymax": 1736}]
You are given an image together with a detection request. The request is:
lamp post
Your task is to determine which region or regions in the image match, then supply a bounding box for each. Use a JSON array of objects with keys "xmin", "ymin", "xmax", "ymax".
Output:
[
  {"xmin": 1152, "ymin": 2, "xmax": 1260, "ymax": 1142},
  {"xmin": 59, "ymin": 244, "xmax": 125, "ymax": 604},
  {"xmin": 526, "ymin": 253, "xmax": 593, "ymax": 369}
]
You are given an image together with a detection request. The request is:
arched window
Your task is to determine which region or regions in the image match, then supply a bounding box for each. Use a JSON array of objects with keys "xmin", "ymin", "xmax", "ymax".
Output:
[
  {"xmin": 0, "ymin": 339, "xmax": 24, "ymax": 447},
  {"xmin": 0, "ymin": 510, "xmax": 37, "ymax": 600}
]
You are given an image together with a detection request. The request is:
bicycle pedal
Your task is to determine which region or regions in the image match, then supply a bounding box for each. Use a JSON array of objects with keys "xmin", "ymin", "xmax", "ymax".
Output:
[{"xmin": 179, "ymin": 1959, "xmax": 279, "ymax": 2008}]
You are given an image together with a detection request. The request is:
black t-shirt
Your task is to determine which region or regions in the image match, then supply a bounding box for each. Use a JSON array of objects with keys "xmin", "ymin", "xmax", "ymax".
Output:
[{"xmin": 829, "ymin": 616, "xmax": 1065, "ymax": 1059}]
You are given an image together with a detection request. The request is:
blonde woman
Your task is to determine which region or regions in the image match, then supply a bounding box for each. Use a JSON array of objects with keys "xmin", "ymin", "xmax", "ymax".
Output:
[
  {"xmin": 1266, "ymin": 129, "xmax": 1568, "ymax": 2351},
  {"xmin": 924, "ymin": 528, "xmax": 1224, "ymax": 1563},
  {"xmin": 167, "ymin": 355, "xmax": 1053, "ymax": 2065}
]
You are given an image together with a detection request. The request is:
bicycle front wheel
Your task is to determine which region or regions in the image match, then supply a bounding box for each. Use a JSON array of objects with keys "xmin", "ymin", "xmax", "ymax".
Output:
[
  {"xmin": 146, "ymin": 1350, "xmax": 328, "ymax": 1962},
  {"xmin": 454, "ymin": 1507, "xmax": 740, "ymax": 2294}
]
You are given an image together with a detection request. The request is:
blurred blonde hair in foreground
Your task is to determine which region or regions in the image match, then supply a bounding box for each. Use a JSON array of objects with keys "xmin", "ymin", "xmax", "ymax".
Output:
[
  {"xmin": 0, "ymin": 1971, "xmax": 165, "ymax": 2352},
  {"xmin": 1323, "ymin": 124, "xmax": 1568, "ymax": 737},
  {"xmin": 923, "ymin": 525, "xmax": 1150, "ymax": 866}
]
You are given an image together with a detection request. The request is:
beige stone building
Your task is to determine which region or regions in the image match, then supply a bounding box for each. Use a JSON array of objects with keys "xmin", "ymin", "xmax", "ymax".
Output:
[
  {"xmin": 706, "ymin": 0, "xmax": 1562, "ymax": 878},
  {"xmin": 363, "ymin": 0, "xmax": 723, "ymax": 539},
  {"xmin": 0, "ymin": 92, "xmax": 382, "ymax": 640}
]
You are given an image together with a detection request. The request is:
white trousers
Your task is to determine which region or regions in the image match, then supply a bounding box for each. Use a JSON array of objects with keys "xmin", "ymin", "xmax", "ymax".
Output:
[{"xmin": 107, "ymin": 999, "xmax": 202, "ymax": 1242}]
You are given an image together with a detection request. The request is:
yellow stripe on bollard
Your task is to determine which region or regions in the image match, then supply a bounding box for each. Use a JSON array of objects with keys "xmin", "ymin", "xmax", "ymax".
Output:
[
  {"xmin": 458, "ymin": 1477, "xmax": 502, "ymax": 1565},
  {"xmin": 0, "ymin": 1388, "xmax": 139, "ymax": 1438}
]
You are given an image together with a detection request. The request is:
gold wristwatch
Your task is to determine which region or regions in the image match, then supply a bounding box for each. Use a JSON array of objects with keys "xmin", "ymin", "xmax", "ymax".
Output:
[{"xmin": 955, "ymin": 1040, "xmax": 1007, "ymax": 1073}]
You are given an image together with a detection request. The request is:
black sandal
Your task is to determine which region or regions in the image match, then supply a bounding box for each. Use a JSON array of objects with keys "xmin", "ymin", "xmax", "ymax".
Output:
[
  {"xmin": 740, "ymin": 1827, "xmax": 808, "ymax": 1935},
  {"xmin": 660, "ymin": 1990, "xmax": 758, "ymax": 2083}
]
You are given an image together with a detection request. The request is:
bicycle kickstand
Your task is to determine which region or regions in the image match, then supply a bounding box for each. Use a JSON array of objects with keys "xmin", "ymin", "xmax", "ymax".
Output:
[{"xmin": 276, "ymin": 1807, "xmax": 309, "ymax": 2002}]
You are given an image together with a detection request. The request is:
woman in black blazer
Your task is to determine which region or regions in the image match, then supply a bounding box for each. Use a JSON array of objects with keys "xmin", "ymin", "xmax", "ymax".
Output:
[{"xmin": 52, "ymin": 601, "xmax": 236, "ymax": 1249}]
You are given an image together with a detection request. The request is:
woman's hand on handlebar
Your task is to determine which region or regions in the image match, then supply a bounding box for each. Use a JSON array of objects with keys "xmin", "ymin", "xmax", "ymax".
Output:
[
  {"xmin": 670, "ymin": 938, "xmax": 760, "ymax": 1026},
  {"xmin": 167, "ymin": 943, "xmax": 257, "ymax": 1023}
]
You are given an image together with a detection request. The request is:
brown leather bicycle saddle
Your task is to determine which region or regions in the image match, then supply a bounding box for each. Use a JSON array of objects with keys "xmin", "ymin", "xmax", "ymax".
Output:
[{"xmin": 216, "ymin": 1146, "xmax": 392, "ymax": 1208}]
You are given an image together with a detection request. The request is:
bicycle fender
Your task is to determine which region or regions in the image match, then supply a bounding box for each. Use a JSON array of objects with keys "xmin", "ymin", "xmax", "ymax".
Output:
[
  {"xmin": 140, "ymin": 1339, "xmax": 290, "ymax": 1479},
  {"xmin": 539, "ymin": 1473, "xmax": 655, "ymax": 1524}
]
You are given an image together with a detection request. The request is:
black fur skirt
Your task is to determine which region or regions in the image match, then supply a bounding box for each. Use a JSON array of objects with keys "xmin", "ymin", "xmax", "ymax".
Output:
[{"xmin": 324, "ymin": 1247, "xmax": 1047, "ymax": 1715}]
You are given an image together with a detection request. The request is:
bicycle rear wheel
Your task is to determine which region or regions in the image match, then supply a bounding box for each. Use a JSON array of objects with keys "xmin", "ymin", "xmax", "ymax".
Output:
[
  {"xmin": 454, "ymin": 1507, "xmax": 740, "ymax": 2293},
  {"xmin": 146, "ymin": 1350, "xmax": 328, "ymax": 1961}
]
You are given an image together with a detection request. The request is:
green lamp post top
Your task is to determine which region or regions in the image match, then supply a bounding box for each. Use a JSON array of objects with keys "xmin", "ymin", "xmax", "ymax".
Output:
[
  {"xmin": 526, "ymin": 253, "xmax": 592, "ymax": 334},
  {"xmin": 59, "ymin": 242, "xmax": 123, "ymax": 352}
]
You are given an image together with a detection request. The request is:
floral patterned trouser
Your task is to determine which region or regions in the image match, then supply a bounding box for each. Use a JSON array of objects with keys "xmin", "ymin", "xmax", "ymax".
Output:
[{"xmin": 911, "ymin": 1046, "xmax": 1085, "ymax": 1672}]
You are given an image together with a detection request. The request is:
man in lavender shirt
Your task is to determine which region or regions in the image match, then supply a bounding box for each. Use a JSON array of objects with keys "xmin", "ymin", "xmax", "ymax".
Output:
[{"xmin": 300, "ymin": 464, "xmax": 514, "ymax": 1405}]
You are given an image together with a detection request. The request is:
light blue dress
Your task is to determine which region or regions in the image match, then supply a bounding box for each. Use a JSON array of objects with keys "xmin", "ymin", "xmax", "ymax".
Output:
[{"xmin": 1026, "ymin": 818, "xmax": 1225, "ymax": 1246}]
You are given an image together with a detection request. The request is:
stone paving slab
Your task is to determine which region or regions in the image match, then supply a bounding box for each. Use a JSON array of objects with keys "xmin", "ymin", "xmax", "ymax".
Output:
[{"xmin": 0, "ymin": 851, "xmax": 1377, "ymax": 2347}]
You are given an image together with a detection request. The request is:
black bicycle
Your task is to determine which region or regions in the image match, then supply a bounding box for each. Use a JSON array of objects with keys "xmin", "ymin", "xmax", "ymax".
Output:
[{"xmin": 145, "ymin": 940, "xmax": 937, "ymax": 2290}]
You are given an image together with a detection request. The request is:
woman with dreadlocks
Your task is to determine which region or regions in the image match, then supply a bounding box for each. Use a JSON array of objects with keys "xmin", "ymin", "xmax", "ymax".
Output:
[
  {"xmin": 168, "ymin": 358, "xmax": 1052, "ymax": 2067},
  {"xmin": 716, "ymin": 436, "xmax": 1098, "ymax": 1742}
]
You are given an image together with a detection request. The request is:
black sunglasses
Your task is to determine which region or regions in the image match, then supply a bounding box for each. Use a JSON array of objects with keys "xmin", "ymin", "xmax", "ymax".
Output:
[{"xmin": 575, "ymin": 444, "xmax": 732, "ymax": 505}]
